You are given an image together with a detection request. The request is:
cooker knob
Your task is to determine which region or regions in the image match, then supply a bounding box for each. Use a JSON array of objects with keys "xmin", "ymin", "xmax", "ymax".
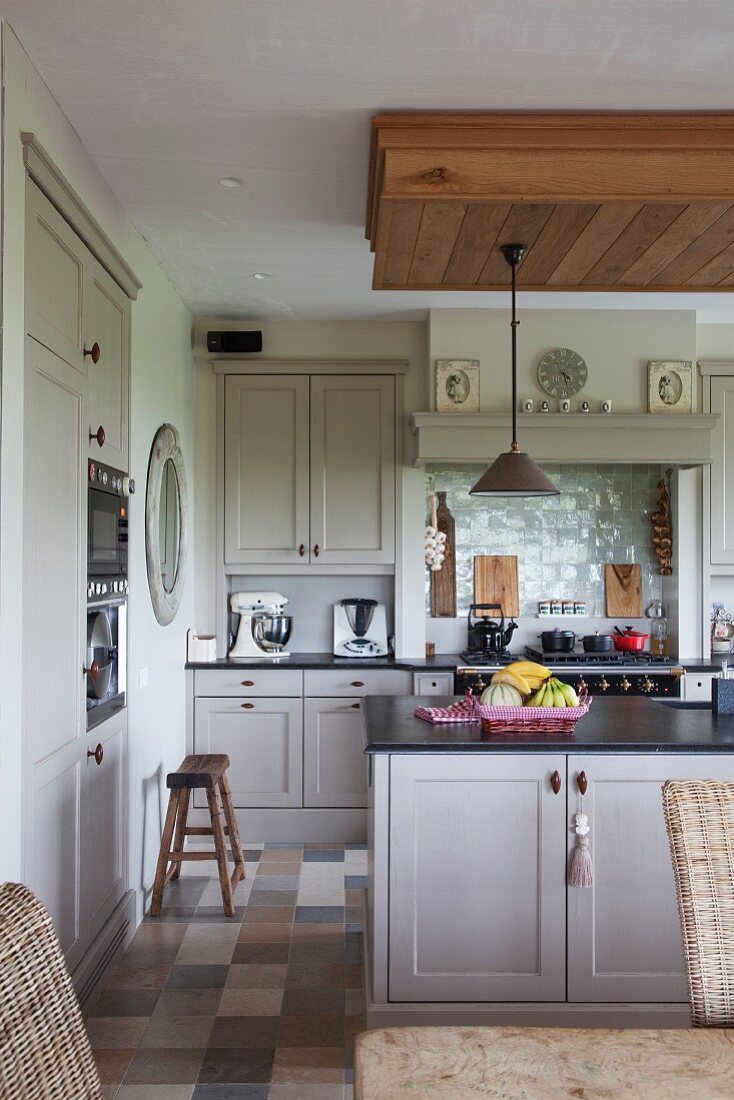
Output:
[
  {"xmin": 88, "ymin": 462, "xmax": 96, "ymax": 481},
  {"xmin": 95, "ymin": 583, "xmax": 102, "ymax": 595},
  {"xmin": 575, "ymin": 678, "xmax": 587, "ymax": 694},
  {"xmin": 476, "ymin": 677, "xmax": 486, "ymax": 692},
  {"xmin": 599, "ymin": 676, "xmax": 609, "ymax": 692},
  {"xmin": 641, "ymin": 677, "xmax": 655, "ymax": 694},
  {"xmin": 101, "ymin": 583, "xmax": 108, "ymax": 595},
  {"xmin": 621, "ymin": 676, "xmax": 631, "ymax": 692}
]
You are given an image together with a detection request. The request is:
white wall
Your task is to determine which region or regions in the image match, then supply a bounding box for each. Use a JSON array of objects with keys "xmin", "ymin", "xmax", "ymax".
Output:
[{"xmin": 0, "ymin": 26, "xmax": 194, "ymax": 920}]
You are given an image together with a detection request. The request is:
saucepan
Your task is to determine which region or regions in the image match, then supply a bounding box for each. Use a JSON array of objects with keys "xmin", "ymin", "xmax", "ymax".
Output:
[
  {"xmin": 540, "ymin": 629, "xmax": 576, "ymax": 652},
  {"xmin": 582, "ymin": 633, "xmax": 613, "ymax": 653},
  {"xmin": 612, "ymin": 626, "xmax": 650, "ymax": 653}
]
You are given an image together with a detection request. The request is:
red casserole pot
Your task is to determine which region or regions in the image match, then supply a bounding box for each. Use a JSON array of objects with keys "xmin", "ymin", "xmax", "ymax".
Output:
[{"xmin": 613, "ymin": 627, "xmax": 650, "ymax": 652}]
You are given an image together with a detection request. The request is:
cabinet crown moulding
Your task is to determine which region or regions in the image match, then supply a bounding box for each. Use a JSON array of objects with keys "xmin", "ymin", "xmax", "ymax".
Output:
[
  {"xmin": 408, "ymin": 412, "xmax": 719, "ymax": 468},
  {"xmin": 366, "ymin": 112, "xmax": 734, "ymax": 294},
  {"xmin": 209, "ymin": 358, "xmax": 409, "ymax": 375}
]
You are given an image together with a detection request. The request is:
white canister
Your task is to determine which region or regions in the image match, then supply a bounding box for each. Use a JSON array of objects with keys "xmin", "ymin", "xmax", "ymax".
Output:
[{"xmin": 187, "ymin": 629, "xmax": 217, "ymax": 662}]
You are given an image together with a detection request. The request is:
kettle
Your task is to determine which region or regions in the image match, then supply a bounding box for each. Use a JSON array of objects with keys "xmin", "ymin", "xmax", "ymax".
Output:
[{"xmin": 467, "ymin": 604, "xmax": 518, "ymax": 654}]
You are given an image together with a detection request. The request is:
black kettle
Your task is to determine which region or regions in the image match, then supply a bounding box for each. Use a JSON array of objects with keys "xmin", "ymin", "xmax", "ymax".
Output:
[{"xmin": 467, "ymin": 604, "xmax": 518, "ymax": 654}]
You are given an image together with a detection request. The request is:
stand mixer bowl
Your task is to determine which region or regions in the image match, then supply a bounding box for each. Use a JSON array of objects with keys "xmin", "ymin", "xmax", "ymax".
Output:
[{"xmin": 254, "ymin": 614, "xmax": 292, "ymax": 651}]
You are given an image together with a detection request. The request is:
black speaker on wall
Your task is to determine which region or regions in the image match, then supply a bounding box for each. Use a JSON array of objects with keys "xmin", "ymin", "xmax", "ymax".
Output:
[{"xmin": 207, "ymin": 330, "xmax": 263, "ymax": 354}]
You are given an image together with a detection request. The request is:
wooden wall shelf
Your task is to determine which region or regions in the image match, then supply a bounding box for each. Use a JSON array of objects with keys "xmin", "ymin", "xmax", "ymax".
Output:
[{"xmin": 366, "ymin": 114, "xmax": 734, "ymax": 294}]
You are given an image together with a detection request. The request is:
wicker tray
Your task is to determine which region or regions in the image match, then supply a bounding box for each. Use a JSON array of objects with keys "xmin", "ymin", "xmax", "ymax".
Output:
[{"xmin": 472, "ymin": 695, "xmax": 592, "ymax": 735}]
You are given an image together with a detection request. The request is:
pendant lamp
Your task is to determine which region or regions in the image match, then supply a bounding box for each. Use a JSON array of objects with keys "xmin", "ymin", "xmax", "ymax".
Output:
[{"xmin": 470, "ymin": 244, "xmax": 559, "ymax": 498}]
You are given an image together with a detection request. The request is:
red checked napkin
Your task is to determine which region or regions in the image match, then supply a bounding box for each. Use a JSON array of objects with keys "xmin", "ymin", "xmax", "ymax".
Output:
[{"xmin": 414, "ymin": 698, "xmax": 477, "ymax": 724}]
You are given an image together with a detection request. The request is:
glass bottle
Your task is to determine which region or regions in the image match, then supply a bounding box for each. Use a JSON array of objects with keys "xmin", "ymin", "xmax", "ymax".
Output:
[{"xmin": 648, "ymin": 601, "xmax": 667, "ymax": 657}]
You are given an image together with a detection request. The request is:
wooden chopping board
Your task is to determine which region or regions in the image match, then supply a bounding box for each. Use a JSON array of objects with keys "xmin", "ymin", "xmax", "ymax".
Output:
[
  {"xmin": 473, "ymin": 555, "xmax": 520, "ymax": 617},
  {"xmin": 605, "ymin": 563, "xmax": 643, "ymax": 618},
  {"xmin": 430, "ymin": 492, "xmax": 456, "ymax": 618}
]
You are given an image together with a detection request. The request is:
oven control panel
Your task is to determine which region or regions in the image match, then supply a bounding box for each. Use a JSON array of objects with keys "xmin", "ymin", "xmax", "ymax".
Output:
[{"xmin": 456, "ymin": 668, "xmax": 682, "ymax": 699}]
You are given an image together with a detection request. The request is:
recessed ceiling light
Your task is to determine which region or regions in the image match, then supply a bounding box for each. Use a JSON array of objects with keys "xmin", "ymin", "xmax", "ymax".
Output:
[
  {"xmin": 218, "ymin": 176, "xmax": 243, "ymax": 187},
  {"xmin": 252, "ymin": 272, "xmax": 272, "ymax": 280}
]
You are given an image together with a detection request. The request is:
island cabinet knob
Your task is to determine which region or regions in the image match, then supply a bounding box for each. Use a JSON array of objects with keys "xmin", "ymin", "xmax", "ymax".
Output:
[
  {"xmin": 577, "ymin": 771, "xmax": 588, "ymax": 795},
  {"xmin": 550, "ymin": 770, "xmax": 562, "ymax": 794}
]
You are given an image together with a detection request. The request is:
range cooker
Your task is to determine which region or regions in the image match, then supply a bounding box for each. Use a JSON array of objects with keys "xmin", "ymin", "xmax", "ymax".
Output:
[{"xmin": 456, "ymin": 646, "xmax": 683, "ymax": 699}]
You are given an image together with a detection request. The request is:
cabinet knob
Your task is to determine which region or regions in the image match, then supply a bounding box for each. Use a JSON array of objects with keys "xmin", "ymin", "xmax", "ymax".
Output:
[
  {"xmin": 87, "ymin": 742, "xmax": 104, "ymax": 766},
  {"xmin": 550, "ymin": 770, "xmax": 562, "ymax": 794},
  {"xmin": 84, "ymin": 341, "xmax": 101, "ymax": 364},
  {"xmin": 90, "ymin": 425, "xmax": 106, "ymax": 448},
  {"xmin": 351, "ymin": 681, "xmax": 365, "ymax": 688},
  {"xmin": 350, "ymin": 702, "xmax": 360, "ymax": 710},
  {"xmin": 240, "ymin": 680, "xmax": 255, "ymax": 687},
  {"xmin": 313, "ymin": 544, "xmax": 320, "ymax": 558},
  {"xmin": 299, "ymin": 544, "xmax": 305, "ymax": 557},
  {"xmin": 577, "ymin": 771, "xmax": 588, "ymax": 796},
  {"xmin": 83, "ymin": 659, "xmax": 100, "ymax": 682},
  {"xmin": 241, "ymin": 702, "xmax": 254, "ymax": 709}
]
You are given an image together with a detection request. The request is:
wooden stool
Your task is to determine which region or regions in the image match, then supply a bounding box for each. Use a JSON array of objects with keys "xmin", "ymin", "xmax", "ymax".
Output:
[{"xmin": 151, "ymin": 754, "xmax": 245, "ymax": 918}]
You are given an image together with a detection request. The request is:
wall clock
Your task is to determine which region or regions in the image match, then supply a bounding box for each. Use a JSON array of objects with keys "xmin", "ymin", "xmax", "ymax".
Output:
[{"xmin": 537, "ymin": 348, "xmax": 588, "ymax": 399}]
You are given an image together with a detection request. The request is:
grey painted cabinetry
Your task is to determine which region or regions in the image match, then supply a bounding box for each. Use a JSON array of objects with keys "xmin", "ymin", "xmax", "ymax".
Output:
[
  {"xmin": 709, "ymin": 374, "xmax": 734, "ymax": 565},
  {"xmin": 223, "ymin": 374, "xmax": 395, "ymax": 567}
]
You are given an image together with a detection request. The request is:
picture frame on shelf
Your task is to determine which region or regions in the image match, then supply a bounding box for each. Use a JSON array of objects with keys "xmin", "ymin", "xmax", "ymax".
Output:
[
  {"xmin": 647, "ymin": 360, "xmax": 692, "ymax": 414},
  {"xmin": 435, "ymin": 359, "xmax": 480, "ymax": 412}
]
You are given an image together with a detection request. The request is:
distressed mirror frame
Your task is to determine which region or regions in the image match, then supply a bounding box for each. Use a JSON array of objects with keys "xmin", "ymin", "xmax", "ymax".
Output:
[{"xmin": 145, "ymin": 423, "xmax": 188, "ymax": 625}]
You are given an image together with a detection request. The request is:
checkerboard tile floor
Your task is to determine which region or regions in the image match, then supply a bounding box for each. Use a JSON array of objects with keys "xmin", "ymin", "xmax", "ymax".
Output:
[{"xmin": 87, "ymin": 843, "xmax": 367, "ymax": 1099}]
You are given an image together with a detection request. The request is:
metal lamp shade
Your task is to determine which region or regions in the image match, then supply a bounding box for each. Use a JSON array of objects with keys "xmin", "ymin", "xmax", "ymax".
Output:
[{"xmin": 470, "ymin": 449, "xmax": 559, "ymax": 497}]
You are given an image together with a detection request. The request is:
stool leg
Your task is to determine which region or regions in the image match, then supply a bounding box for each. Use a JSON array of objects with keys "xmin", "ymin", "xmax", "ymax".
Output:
[
  {"xmin": 219, "ymin": 772, "xmax": 245, "ymax": 885},
  {"xmin": 206, "ymin": 784, "xmax": 235, "ymax": 917},
  {"xmin": 170, "ymin": 788, "xmax": 190, "ymax": 881},
  {"xmin": 151, "ymin": 789, "xmax": 179, "ymax": 917}
]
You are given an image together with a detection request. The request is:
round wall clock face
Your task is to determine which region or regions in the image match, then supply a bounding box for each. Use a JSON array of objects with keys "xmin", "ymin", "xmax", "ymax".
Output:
[{"xmin": 537, "ymin": 348, "xmax": 588, "ymax": 399}]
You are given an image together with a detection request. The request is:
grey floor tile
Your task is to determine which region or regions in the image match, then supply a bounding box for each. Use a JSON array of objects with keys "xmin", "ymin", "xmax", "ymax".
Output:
[
  {"xmin": 294, "ymin": 906, "xmax": 345, "ymax": 924},
  {"xmin": 302, "ymin": 851, "xmax": 344, "ymax": 863}
]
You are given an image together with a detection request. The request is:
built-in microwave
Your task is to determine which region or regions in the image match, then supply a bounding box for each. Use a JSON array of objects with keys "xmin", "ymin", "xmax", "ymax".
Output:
[{"xmin": 87, "ymin": 461, "xmax": 129, "ymax": 599}]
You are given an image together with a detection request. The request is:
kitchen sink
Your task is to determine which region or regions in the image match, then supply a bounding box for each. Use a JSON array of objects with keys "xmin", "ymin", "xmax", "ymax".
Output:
[{"xmin": 656, "ymin": 699, "xmax": 711, "ymax": 710}]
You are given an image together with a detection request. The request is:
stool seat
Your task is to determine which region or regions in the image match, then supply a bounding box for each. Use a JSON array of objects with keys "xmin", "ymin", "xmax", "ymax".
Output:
[
  {"xmin": 167, "ymin": 754, "xmax": 230, "ymax": 789},
  {"xmin": 151, "ymin": 753, "xmax": 244, "ymax": 918}
]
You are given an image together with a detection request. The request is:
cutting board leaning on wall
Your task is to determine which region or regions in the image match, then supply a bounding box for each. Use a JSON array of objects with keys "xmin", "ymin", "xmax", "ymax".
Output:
[
  {"xmin": 605, "ymin": 563, "xmax": 643, "ymax": 618},
  {"xmin": 473, "ymin": 556, "xmax": 520, "ymax": 618}
]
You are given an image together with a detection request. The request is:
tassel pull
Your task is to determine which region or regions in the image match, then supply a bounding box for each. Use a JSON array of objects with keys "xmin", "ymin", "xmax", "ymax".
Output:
[{"xmin": 569, "ymin": 812, "xmax": 593, "ymax": 887}]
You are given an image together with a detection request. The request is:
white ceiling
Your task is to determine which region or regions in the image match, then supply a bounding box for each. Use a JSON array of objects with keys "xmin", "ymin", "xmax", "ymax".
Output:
[{"xmin": 6, "ymin": 0, "xmax": 734, "ymax": 321}]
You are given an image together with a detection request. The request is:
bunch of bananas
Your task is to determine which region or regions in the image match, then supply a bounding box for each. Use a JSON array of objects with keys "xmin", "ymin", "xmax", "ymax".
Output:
[{"xmin": 489, "ymin": 661, "xmax": 581, "ymax": 708}]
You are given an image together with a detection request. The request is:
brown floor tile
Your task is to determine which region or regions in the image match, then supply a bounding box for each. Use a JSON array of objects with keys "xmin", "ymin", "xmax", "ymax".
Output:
[
  {"xmin": 174, "ymin": 941, "xmax": 236, "ymax": 966},
  {"xmin": 140, "ymin": 1014, "xmax": 215, "ymax": 1048},
  {"xmin": 131, "ymin": 923, "xmax": 188, "ymax": 945},
  {"xmin": 207, "ymin": 1015, "xmax": 279, "ymax": 1048},
  {"xmin": 92, "ymin": 990, "xmax": 161, "ymax": 1017},
  {"xmin": 167, "ymin": 965, "xmax": 229, "ymax": 989},
  {"xmin": 271, "ymin": 1045, "xmax": 344, "ymax": 1084},
  {"xmin": 344, "ymin": 1014, "xmax": 364, "ymax": 1042},
  {"xmin": 237, "ymin": 923, "xmax": 292, "ymax": 943},
  {"xmin": 153, "ymin": 990, "xmax": 223, "ymax": 1018},
  {"xmin": 255, "ymin": 863, "xmax": 301, "ymax": 876},
  {"xmin": 289, "ymin": 923, "xmax": 344, "ymax": 943},
  {"xmin": 216, "ymin": 988, "xmax": 283, "ymax": 1016},
  {"xmin": 280, "ymin": 987, "xmax": 345, "ymax": 1015},
  {"xmin": 197, "ymin": 1046, "xmax": 274, "ymax": 1084},
  {"xmin": 117, "ymin": 1088, "xmax": 194, "ymax": 1100},
  {"xmin": 285, "ymin": 962, "xmax": 345, "ymax": 989},
  {"xmin": 106, "ymin": 963, "xmax": 171, "ymax": 990},
  {"xmin": 276, "ymin": 1013, "xmax": 346, "ymax": 1047},
  {"xmin": 86, "ymin": 1016, "xmax": 149, "ymax": 1049},
  {"xmin": 232, "ymin": 942, "xmax": 290, "ymax": 964},
  {"xmin": 345, "ymin": 890, "xmax": 362, "ymax": 906},
  {"xmin": 124, "ymin": 1047, "xmax": 205, "ymax": 1085},
  {"xmin": 224, "ymin": 963, "xmax": 287, "ymax": 989},
  {"xmin": 258, "ymin": 849, "xmax": 302, "ymax": 862},
  {"xmin": 289, "ymin": 942, "xmax": 344, "ymax": 965},
  {"xmin": 119, "ymin": 945, "xmax": 182, "ymax": 967},
  {"xmin": 241, "ymin": 905, "xmax": 294, "ymax": 924},
  {"xmin": 344, "ymin": 964, "xmax": 362, "ymax": 989},
  {"xmin": 93, "ymin": 1048, "xmax": 135, "ymax": 1088},
  {"xmin": 345, "ymin": 987, "xmax": 364, "ymax": 1014},
  {"xmin": 267, "ymin": 1087, "xmax": 344, "ymax": 1100}
]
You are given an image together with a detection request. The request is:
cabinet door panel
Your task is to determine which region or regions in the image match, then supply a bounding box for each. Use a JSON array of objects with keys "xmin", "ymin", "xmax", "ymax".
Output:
[
  {"xmin": 224, "ymin": 376, "xmax": 310, "ymax": 564},
  {"xmin": 87, "ymin": 262, "xmax": 129, "ymax": 468},
  {"xmin": 710, "ymin": 376, "xmax": 734, "ymax": 564},
  {"xmin": 82, "ymin": 713, "xmax": 126, "ymax": 943},
  {"xmin": 25, "ymin": 182, "xmax": 86, "ymax": 372},
  {"xmin": 304, "ymin": 698, "xmax": 367, "ymax": 808},
  {"xmin": 567, "ymin": 754, "xmax": 734, "ymax": 1002},
  {"xmin": 389, "ymin": 754, "xmax": 566, "ymax": 1002},
  {"xmin": 310, "ymin": 376, "xmax": 395, "ymax": 564},
  {"xmin": 194, "ymin": 698, "xmax": 303, "ymax": 808}
]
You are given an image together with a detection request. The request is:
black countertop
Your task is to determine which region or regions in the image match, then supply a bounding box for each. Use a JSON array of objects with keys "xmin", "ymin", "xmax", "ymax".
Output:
[
  {"xmin": 186, "ymin": 653, "xmax": 462, "ymax": 671},
  {"xmin": 362, "ymin": 695, "xmax": 734, "ymax": 754}
]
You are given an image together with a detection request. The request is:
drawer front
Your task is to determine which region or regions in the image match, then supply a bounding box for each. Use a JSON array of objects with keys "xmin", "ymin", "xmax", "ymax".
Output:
[
  {"xmin": 413, "ymin": 672, "xmax": 456, "ymax": 695},
  {"xmin": 304, "ymin": 669, "xmax": 413, "ymax": 697},
  {"xmin": 194, "ymin": 668, "xmax": 303, "ymax": 697}
]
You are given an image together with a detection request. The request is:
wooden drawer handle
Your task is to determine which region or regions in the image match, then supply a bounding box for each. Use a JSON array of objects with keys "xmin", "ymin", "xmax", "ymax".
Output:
[
  {"xmin": 83, "ymin": 659, "xmax": 100, "ymax": 682},
  {"xmin": 241, "ymin": 702, "xmax": 254, "ymax": 709},
  {"xmin": 241, "ymin": 680, "xmax": 255, "ymax": 687},
  {"xmin": 84, "ymin": 341, "xmax": 101, "ymax": 364},
  {"xmin": 350, "ymin": 702, "xmax": 360, "ymax": 710},
  {"xmin": 351, "ymin": 681, "xmax": 365, "ymax": 688},
  {"xmin": 313, "ymin": 544, "xmax": 320, "ymax": 558},
  {"xmin": 577, "ymin": 771, "xmax": 588, "ymax": 795},
  {"xmin": 550, "ymin": 770, "xmax": 562, "ymax": 794},
  {"xmin": 299, "ymin": 544, "xmax": 305, "ymax": 557},
  {"xmin": 89, "ymin": 425, "xmax": 106, "ymax": 448},
  {"xmin": 87, "ymin": 743, "xmax": 103, "ymax": 766}
]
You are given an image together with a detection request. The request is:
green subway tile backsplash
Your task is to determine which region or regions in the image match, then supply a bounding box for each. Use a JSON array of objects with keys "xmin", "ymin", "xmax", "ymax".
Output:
[{"xmin": 426, "ymin": 464, "xmax": 664, "ymax": 616}]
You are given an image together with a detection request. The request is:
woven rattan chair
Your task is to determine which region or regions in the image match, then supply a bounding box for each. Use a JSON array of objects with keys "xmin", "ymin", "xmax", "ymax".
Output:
[
  {"xmin": 0, "ymin": 882, "xmax": 103, "ymax": 1099},
  {"xmin": 662, "ymin": 780, "xmax": 734, "ymax": 1026}
]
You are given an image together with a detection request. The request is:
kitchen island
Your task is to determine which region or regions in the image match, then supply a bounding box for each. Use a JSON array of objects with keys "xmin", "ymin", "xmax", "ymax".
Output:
[{"xmin": 362, "ymin": 695, "xmax": 734, "ymax": 1030}]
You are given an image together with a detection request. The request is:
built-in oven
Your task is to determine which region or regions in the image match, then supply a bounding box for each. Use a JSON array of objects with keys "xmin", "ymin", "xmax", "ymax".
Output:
[
  {"xmin": 456, "ymin": 664, "xmax": 684, "ymax": 699},
  {"xmin": 87, "ymin": 460, "xmax": 129, "ymax": 599},
  {"xmin": 86, "ymin": 599, "xmax": 126, "ymax": 729}
]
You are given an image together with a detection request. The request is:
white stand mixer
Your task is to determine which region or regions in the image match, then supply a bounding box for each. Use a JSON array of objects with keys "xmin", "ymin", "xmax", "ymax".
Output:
[{"xmin": 229, "ymin": 591, "xmax": 292, "ymax": 659}]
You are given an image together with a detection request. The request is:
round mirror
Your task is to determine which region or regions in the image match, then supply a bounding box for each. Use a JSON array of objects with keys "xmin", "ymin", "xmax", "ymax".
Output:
[
  {"xmin": 146, "ymin": 424, "xmax": 188, "ymax": 625},
  {"xmin": 158, "ymin": 459, "xmax": 181, "ymax": 593}
]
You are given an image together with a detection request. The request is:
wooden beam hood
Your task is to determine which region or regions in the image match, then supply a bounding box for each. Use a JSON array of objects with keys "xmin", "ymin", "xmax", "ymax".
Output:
[{"xmin": 366, "ymin": 114, "xmax": 734, "ymax": 293}]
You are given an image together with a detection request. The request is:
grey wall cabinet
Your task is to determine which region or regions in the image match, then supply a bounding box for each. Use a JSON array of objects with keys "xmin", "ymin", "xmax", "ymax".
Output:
[
  {"xmin": 223, "ymin": 374, "xmax": 395, "ymax": 567},
  {"xmin": 388, "ymin": 754, "xmax": 568, "ymax": 1003}
]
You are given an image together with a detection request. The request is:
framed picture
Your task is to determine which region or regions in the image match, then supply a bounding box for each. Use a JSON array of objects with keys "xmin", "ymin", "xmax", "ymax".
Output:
[
  {"xmin": 435, "ymin": 359, "xmax": 480, "ymax": 412},
  {"xmin": 647, "ymin": 360, "xmax": 692, "ymax": 414}
]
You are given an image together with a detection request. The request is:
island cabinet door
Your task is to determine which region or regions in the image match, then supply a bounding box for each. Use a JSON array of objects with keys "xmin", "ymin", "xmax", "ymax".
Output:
[
  {"xmin": 389, "ymin": 755, "xmax": 567, "ymax": 1003},
  {"xmin": 567, "ymin": 754, "xmax": 734, "ymax": 1003}
]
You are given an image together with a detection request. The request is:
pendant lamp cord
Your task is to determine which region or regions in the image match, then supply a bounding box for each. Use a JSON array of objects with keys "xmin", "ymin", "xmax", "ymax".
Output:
[{"xmin": 510, "ymin": 256, "xmax": 518, "ymax": 452}]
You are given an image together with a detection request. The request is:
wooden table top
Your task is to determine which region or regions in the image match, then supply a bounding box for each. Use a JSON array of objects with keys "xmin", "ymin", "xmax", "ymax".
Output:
[{"xmin": 354, "ymin": 1025, "xmax": 734, "ymax": 1099}]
